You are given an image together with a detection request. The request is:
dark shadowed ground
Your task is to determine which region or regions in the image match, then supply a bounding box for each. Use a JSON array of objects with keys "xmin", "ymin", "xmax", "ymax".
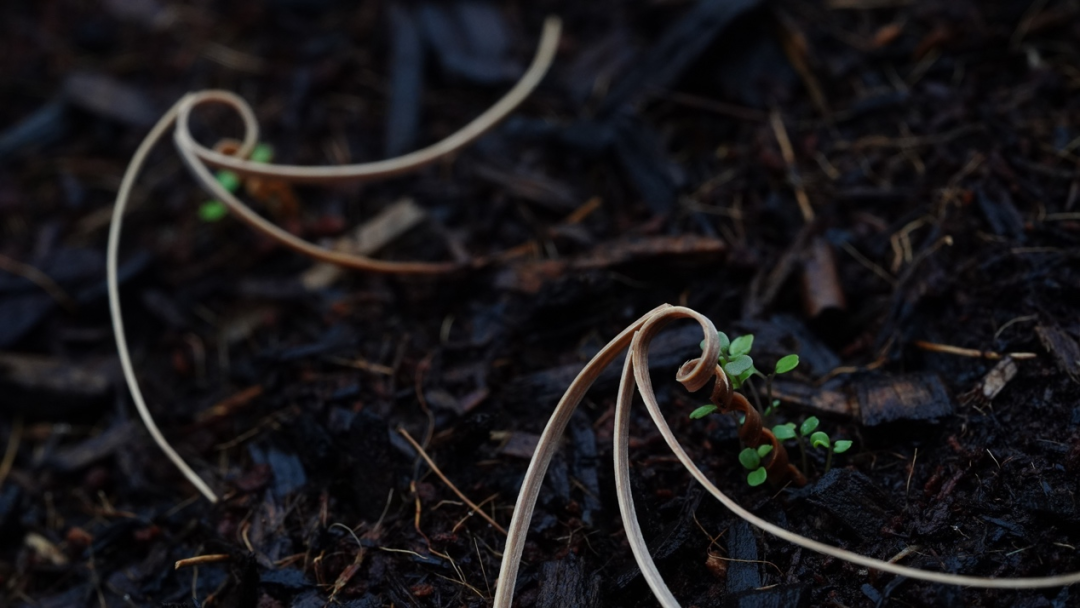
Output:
[{"xmin": 2, "ymin": 0, "xmax": 1080, "ymax": 606}]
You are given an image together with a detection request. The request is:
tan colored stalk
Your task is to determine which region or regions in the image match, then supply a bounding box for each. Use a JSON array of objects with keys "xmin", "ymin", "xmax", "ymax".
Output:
[
  {"xmin": 495, "ymin": 304, "xmax": 1080, "ymax": 608},
  {"xmin": 107, "ymin": 19, "xmax": 562, "ymax": 502}
]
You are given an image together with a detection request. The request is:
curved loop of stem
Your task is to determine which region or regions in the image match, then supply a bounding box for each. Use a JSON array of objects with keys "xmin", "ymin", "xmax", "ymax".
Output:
[
  {"xmin": 495, "ymin": 304, "xmax": 1080, "ymax": 608},
  {"xmin": 107, "ymin": 18, "xmax": 562, "ymax": 502},
  {"xmin": 180, "ymin": 17, "xmax": 562, "ymax": 185},
  {"xmin": 171, "ymin": 15, "xmax": 561, "ymax": 275}
]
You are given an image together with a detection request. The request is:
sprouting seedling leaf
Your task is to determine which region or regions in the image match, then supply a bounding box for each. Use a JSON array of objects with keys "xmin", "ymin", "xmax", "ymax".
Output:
[
  {"xmin": 810, "ymin": 431, "xmax": 830, "ymax": 449},
  {"xmin": 747, "ymin": 467, "xmax": 768, "ymax": 487},
  {"xmin": 772, "ymin": 423, "xmax": 796, "ymax": 440},
  {"xmin": 729, "ymin": 334, "xmax": 754, "ymax": 357},
  {"xmin": 717, "ymin": 331, "xmax": 731, "ymax": 355},
  {"xmin": 724, "ymin": 355, "xmax": 754, "ymax": 377},
  {"xmin": 250, "ymin": 143, "xmax": 274, "ymax": 163},
  {"xmin": 198, "ymin": 200, "xmax": 229, "ymax": 222},
  {"xmin": 690, "ymin": 404, "xmax": 718, "ymax": 420},
  {"xmin": 215, "ymin": 169, "xmax": 241, "ymax": 193},
  {"xmin": 756, "ymin": 444, "xmax": 773, "ymax": 458},
  {"xmin": 201, "ymin": 169, "xmax": 243, "ymax": 222},
  {"xmin": 775, "ymin": 354, "xmax": 799, "ymax": 374},
  {"xmin": 833, "ymin": 440, "xmax": 853, "ymax": 453},
  {"xmin": 731, "ymin": 366, "xmax": 755, "ymax": 389},
  {"xmin": 800, "ymin": 416, "xmax": 819, "ymax": 436},
  {"xmin": 738, "ymin": 448, "xmax": 761, "ymax": 470},
  {"xmin": 764, "ymin": 398, "xmax": 780, "ymax": 416}
]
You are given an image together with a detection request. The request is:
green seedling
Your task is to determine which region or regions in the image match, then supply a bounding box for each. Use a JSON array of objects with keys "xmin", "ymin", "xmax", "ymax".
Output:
[
  {"xmin": 772, "ymin": 416, "xmax": 853, "ymax": 474},
  {"xmin": 696, "ymin": 332, "xmax": 799, "ymax": 404},
  {"xmin": 692, "ymin": 330, "xmax": 804, "ymax": 487},
  {"xmin": 691, "ymin": 330, "xmax": 853, "ymax": 485},
  {"xmin": 198, "ymin": 143, "xmax": 275, "ymax": 222},
  {"xmin": 738, "ymin": 444, "xmax": 774, "ymax": 487},
  {"xmin": 689, "ymin": 404, "xmax": 718, "ymax": 419}
]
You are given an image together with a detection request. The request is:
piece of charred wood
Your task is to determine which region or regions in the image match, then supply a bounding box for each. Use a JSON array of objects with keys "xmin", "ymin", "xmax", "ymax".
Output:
[
  {"xmin": 727, "ymin": 521, "xmax": 761, "ymax": 593},
  {"xmin": 569, "ymin": 411, "xmax": 602, "ymax": 526},
  {"xmin": 536, "ymin": 553, "xmax": 602, "ymax": 608},
  {"xmin": 1036, "ymin": 324, "xmax": 1080, "ymax": 383},
  {"xmin": 48, "ymin": 421, "xmax": 135, "ymax": 472},
  {"xmin": 385, "ymin": 3, "xmax": 424, "ymax": 157},
  {"xmin": 854, "ymin": 372, "xmax": 953, "ymax": 427},
  {"xmin": 0, "ymin": 353, "xmax": 112, "ymax": 419},
  {"xmin": 799, "ymin": 235, "xmax": 847, "ymax": 318},
  {"xmin": 774, "ymin": 372, "xmax": 953, "ymax": 427},
  {"xmin": 806, "ymin": 468, "xmax": 895, "ymax": 542},
  {"xmin": 771, "ymin": 378, "xmax": 853, "ymax": 418}
]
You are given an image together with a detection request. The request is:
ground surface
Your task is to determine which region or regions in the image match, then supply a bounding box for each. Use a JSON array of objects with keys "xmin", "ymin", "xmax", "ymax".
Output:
[{"xmin": 2, "ymin": 0, "xmax": 1080, "ymax": 607}]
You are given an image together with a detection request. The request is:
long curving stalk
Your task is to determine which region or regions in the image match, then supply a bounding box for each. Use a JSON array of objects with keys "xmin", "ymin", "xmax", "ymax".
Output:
[
  {"xmin": 107, "ymin": 18, "xmax": 562, "ymax": 502},
  {"xmin": 495, "ymin": 304, "xmax": 1080, "ymax": 607}
]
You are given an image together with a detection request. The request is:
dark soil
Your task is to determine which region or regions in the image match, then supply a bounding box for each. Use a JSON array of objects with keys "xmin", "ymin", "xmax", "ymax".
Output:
[{"xmin": 3, "ymin": 1, "xmax": 1080, "ymax": 607}]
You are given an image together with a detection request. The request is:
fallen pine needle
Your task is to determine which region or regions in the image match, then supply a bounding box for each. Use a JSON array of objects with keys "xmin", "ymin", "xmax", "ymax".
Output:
[
  {"xmin": 769, "ymin": 110, "xmax": 815, "ymax": 223},
  {"xmin": 913, "ymin": 340, "xmax": 1036, "ymax": 360},
  {"xmin": 175, "ymin": 554, "xmax": 231, "ymax": 569},
  {"xmin": 398, "ymin": 427, "xmax": 507, "ymax": 535}
]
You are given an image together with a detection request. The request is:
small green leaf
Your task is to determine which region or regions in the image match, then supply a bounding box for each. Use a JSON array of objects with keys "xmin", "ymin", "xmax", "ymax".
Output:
[
  {"xmin": 747, "ymin": 467, "xmax": 768, "ymax": 487},
  {"xmin": 731, "ymin": 368, "xmax": 754, "ymax": 389},
  {"xmin": 772, "ymin": 423, "xmax": 796, "ymax": 440},
  {"xmin": 717, "ymin": 331, "xmax": 731, "ymax": 355},
  {"xmin": 800, "ymin": 416, "xmax": 819, "ymax": 436},
  {"xmin": 738, "ymin": 414, "xmax": 746, "ymax": 425},
  {"xmin": 724, "ymin": 355, "xmax": 754, "ymax": 376},
  {"xmin": 738, "ymin": 448, "xmax": 761, "ymax": 470},
  {"xmin": 810, "ymin": 431, "xmax": 830, "ymax": 449},
  {"xmin": 215, "ymin": 169, "xmax": 241, "ymax": 193},
  {"xmin": 250, "ymin": 143, "xmax": 274, "ymax": 163},
  {"xmin": 756, "ymin": 444, "xmax": 774, "ymax": 458},
  {"xmin": 734, "ymin": 369, "xmax": 751, "ymax": 388},
  {"xmin": 833, "ymin": 440, "xmax": 853, "ymax": 454},
  {"xmin": 729, "ymin": 334, "xmax": 754, "ymax": 357},
  {"xmin": 775, "ymin": 354, "xmax": 799, "ymax": 374},
  {"xmin": 689, "ymin": 404, "xmax": 718, "ymax": 420},
  {"xmin": 198, "ymin": 200, "xmax": 229, "ymax": 222}
]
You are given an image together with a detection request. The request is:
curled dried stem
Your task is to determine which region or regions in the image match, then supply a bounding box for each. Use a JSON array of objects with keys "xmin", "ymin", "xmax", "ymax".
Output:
[
  {"xmin": 107, "ymin": 18, "xmax": 562, "ymax": 502},
  {"xmin": 494, "ymin": 304, "xmax": 1080, "ymax": 608}
]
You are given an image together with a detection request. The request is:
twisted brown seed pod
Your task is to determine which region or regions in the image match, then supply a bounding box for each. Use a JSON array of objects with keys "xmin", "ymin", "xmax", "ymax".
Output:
[{"xmin": 677, "ymin": 359, "xmax": 806, "ymax": 486}]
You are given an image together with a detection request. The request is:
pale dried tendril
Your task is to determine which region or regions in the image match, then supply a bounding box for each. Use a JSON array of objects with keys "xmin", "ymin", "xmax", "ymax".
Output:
[
  {"xmin": 107, "ymin": 18, "xmax": 561, "ymax": 502},
  {"xmin": 494, "ymin": 304, "xmax": 1080, "ymax": 608}
]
